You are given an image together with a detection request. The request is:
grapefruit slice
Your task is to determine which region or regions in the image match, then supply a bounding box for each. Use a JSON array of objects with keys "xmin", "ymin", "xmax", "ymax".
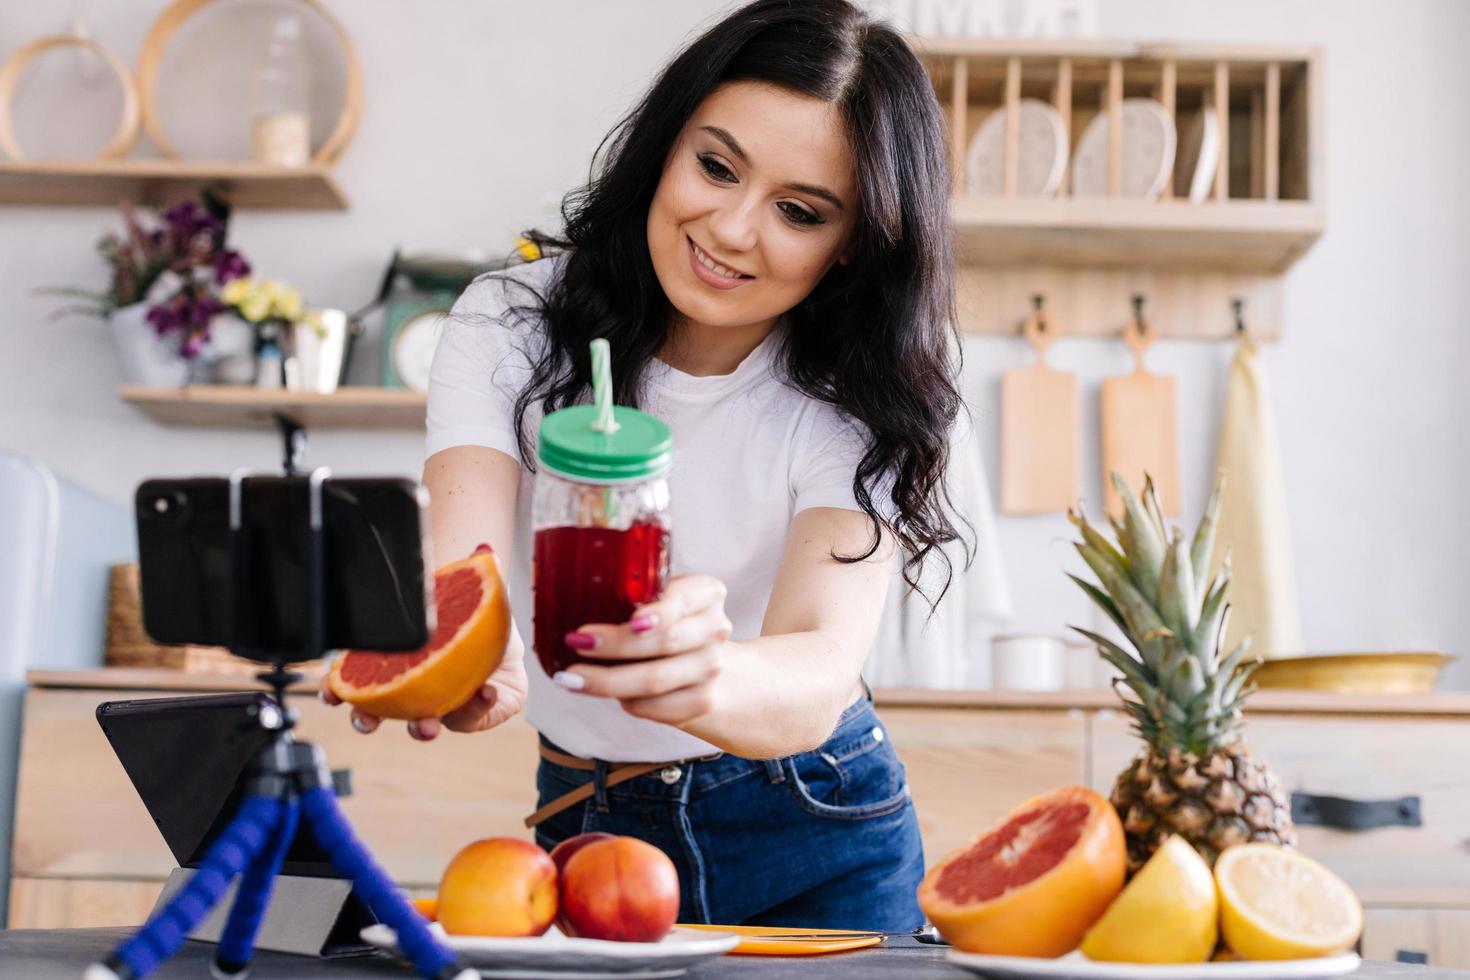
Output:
[
  {"xmin": 328, "ymin": 550, "xmax": 510, "ymax": 720},
  {"xmin": 918, "ymin": 785, "xmax": 1126, "ymax": 956}
]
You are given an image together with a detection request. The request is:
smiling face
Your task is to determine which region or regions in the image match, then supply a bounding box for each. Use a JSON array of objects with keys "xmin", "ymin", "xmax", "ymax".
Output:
[{"xmin": 646, "ymin": 80, "xmax": 858, "ymax": 348}]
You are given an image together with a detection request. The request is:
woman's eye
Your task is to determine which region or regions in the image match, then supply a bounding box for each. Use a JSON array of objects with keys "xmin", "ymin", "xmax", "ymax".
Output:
[
  {"xmin": 778, "ymin": 202, "xmax": 821, "ymax": 226},
  {"xmin": 698, "ymin": 155, "xmax": 735, "ymax": 182}
]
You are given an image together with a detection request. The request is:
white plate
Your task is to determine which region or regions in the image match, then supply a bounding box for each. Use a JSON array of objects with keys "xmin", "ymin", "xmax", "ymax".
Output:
[
  {"xmin": 965, "ymin": 98, "xmax": 1068, "ymax": 198},
  {"xmin": 947, "ymin": 950, "xmax": 1362, "ymax": 979},
  {"xmin": 362, "ymin": 922, "xmax": 740, "ymax": 979},
  {"xmin": 1071, "ymin": 98, "xmax": 1177, "ymax": 200},
  {"xmin": 1174, "ymin": 104, "xmax": 1221, "ymax": 203}
]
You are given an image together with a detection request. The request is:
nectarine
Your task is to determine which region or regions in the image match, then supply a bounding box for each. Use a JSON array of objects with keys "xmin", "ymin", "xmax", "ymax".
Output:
[
  {"xmin": 560, "ymin": 837, "xmax": 679, "ymax": 942},
  {"xmin": 437, "ymin": 837, "xmax": 558, "ymax": 937}
]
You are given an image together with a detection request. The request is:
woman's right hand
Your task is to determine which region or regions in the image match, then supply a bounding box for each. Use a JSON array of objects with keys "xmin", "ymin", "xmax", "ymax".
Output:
[{"xmin": 320, "ymin": 636, "xmax": 528, "ymax": 740}]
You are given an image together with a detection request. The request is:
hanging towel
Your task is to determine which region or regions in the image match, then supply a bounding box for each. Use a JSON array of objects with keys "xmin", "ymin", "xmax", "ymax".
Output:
[
  {"xmin": 868, "ymin": 406, "xmax": 1014, "ymax": 688},
  {"xmin": 1211, "ymin": 337, "xmax": 1304, "ymax": 660}
]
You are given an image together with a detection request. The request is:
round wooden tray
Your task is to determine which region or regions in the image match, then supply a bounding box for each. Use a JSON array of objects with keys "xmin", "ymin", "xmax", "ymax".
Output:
[
  {"xmin": 1253, "ymin": 652, "xmax": 1453, "ymax": 695},
  {"xmin": 0, "ymin": 34, "xmax": 142, "ymax": 161},
  {"xmin": 136, "ymin": 0, "xmax": 362, "ymax": 164}
]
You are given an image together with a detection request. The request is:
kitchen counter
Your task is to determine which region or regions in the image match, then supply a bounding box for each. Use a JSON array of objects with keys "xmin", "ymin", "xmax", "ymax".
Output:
[
  {"xmin": 2, "ymin": 930, "xmax": 1466, "ymax": 979},
  {"xmin": 26, "ymin": 668, "xmax": 1470, "ymax": 716}
]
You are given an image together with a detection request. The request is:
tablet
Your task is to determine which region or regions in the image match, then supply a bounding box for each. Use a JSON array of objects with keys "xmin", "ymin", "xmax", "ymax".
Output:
[{"xmin": 97, "ymin": 692, "xmax": 339, "ymax": 877}]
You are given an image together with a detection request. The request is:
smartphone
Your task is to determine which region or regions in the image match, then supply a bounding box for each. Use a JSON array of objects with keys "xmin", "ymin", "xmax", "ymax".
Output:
[{"xmin": 135, "ymin": 476, "xmax": 433, "ymax": 661}]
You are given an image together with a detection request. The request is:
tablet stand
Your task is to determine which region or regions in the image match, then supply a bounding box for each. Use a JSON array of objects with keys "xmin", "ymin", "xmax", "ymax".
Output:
[{"xmin": 89, "ymin": 468, "xmax": 473, "ymax": 980}]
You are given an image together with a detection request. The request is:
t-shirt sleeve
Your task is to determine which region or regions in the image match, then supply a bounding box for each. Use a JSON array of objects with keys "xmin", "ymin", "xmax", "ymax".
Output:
[
  {"xmin": 424, "ymin": 273, "xmax": 537, "ymax": 462},
  {"xmin": 790, "ymin": 406, "xmax": 893, "ymax": 522}
]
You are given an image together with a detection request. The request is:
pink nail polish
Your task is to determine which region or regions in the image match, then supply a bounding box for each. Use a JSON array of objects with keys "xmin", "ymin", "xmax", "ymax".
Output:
[
  {"xmin": 630, "ymin": 613, "xmax": 657, "ymax": 633},
  {"xmin": 565, "ymin": 631, "xmax": 598, "ymax": 651}
]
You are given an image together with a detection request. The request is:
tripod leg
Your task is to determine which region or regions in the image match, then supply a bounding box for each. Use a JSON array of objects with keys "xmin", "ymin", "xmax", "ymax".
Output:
[
  {"xmin": 94, "ymin": 795, "xmax": 285, "ymax": 980},
  {"xmin": 213, "ymin": 796, "xmax": 300, "ymax": 978},
  {"xmin": 299, "ymin": 786, "xmax": 472, "ymax": 980}
]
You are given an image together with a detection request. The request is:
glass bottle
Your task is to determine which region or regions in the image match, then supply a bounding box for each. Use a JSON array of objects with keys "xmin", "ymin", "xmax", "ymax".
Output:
[{"xmin": 249, "ymin": 12, "xmax": 310, "ymax": 166}]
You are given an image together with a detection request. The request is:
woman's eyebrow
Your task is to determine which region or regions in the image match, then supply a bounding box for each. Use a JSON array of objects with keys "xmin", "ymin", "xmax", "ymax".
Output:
[{"xmin": 699, "ymin": 125, "xmax": 846, "ymax": 212}]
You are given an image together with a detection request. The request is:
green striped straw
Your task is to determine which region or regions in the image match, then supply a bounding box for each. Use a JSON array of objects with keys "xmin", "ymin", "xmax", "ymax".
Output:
[{"xmin": 589, "ymin": 338, "xmax": 620, "ymax": 434}]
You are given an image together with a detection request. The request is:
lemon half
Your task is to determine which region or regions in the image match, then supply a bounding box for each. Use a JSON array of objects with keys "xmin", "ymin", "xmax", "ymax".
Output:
[
  {"xmin": 1080, "ymin": 836, "xmax": 1218, "ymax": 963},
  {"xmin": 1215, "ymin": 843, "xmax": 1363, "ymax": 960}
]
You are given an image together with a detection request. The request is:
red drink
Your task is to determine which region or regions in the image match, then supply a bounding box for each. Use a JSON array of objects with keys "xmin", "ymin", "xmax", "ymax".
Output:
[{"xmin": 533, "ymin": 520, "xmax": 669, "ymax": 675}]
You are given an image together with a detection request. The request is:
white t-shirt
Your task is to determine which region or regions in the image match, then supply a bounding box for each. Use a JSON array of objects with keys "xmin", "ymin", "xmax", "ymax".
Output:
[{"xmin": 426, "ymin": 252, "xmax": 874, "ymax": 762}]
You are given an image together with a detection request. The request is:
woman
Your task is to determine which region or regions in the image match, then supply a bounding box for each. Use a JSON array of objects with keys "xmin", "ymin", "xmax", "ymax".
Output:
[{"xmin": 328, "ymin": 0, "xmax": 964, "ymax": 930}]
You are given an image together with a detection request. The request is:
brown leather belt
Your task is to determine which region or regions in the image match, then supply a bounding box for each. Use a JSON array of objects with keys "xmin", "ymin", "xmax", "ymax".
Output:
[{"xmin": 524, "ymin": 743, "xmax": 724, "ymax": 829}]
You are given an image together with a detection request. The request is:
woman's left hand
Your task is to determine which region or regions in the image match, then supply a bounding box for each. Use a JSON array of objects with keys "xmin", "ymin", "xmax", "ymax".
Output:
[{"xmin": 553, "ymin": 574, "xmax": 733, "ymax": 725}]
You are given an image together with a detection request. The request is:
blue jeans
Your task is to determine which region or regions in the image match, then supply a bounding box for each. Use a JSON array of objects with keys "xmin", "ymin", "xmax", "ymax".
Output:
[{"xmin": 533, "ymin": 696, "xmax": 925, "ymax": 931}]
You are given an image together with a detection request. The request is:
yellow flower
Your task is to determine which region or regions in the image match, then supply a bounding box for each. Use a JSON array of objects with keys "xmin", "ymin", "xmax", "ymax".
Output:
[
  {"xmin": 273, "ymin": 285, "xmax": 303, "ymax": 321},
  {"xmin": 514, "ymin": 236, "xmax": 541, "ymax": 262},
  {"xmin": 241, "ymin": 291, "xmax": 272, "ymax": 323},
  {"xmin": 220, "ymin": 277, "xmax": 254, "ymax": 306}
]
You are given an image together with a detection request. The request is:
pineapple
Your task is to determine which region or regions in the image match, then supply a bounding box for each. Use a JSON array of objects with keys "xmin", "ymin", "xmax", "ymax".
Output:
[{"xmin": 1068, "ymin": 473, "xmax": 1296, "ymax": 874}]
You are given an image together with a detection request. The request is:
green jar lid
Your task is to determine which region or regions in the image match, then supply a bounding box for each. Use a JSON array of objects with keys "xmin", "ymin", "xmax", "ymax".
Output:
[{"xmin": 538, "ymin": 404, "xmax": 672, "ymax": 483}]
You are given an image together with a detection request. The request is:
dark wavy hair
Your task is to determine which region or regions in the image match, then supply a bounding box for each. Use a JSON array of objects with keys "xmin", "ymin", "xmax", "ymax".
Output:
[{"xmin": 493, "ymin": 0, "xmax": 967, "ymax": 604}]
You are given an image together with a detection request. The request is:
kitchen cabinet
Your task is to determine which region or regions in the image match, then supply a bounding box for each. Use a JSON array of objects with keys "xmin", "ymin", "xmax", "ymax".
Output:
[{"xmin": 12, "ymin": 672, "xmax": 1470, "ymax": 968}]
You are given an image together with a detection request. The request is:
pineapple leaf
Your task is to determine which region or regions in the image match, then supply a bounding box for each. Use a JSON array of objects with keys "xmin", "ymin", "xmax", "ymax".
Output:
[
  {"xmin": 1142, "ymin": 475, "xmax": 1169, "ymax": 543},
  {"xmin": 1192, "ymin": 573, "xmax": 1230, "ymax": 665},
  {"xmin": 1068, "ymin": 506, "xmax": 1131, "ymax": 581},
  {"xmin": 1111, "ymin": 472, "xmax": 1164, "ymax": 599},
  {"xmin": 1073, "ymin": 541, "xmax": 1168, "ymax": 649},
  {"xmin": 1191, "ymin": 472, "xmax": 1226, "ymax": 587},
  {"xmin": 1067, "ymin": 574, "xmax": 1131, "ymax": 639},
  {"xmin": 1073, "ymin": 627, "xmax": 1156, "ymax": 689},
  {"xmin": 1157, "ymin": 529, "xmax": 1199, "ymax": 643}
]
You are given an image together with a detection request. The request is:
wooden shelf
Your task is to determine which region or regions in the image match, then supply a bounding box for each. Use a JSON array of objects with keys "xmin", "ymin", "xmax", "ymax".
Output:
[
  {"xmin": 952, "ymin": 198, "xmax": 1324, "ymax": 273},
  {"xmin": 119, "ymin": 385, "xmax": 424, "ymax": 429},
  {"xmin": 0, "ymin": 160, "xmax": 347, "ymax": 209}
]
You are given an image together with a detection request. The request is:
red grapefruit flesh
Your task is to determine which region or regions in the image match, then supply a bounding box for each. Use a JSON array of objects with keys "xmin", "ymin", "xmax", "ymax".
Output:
[{"xmin": 918, "ymin": 785, "xmax": 1126, "ymax": 956}]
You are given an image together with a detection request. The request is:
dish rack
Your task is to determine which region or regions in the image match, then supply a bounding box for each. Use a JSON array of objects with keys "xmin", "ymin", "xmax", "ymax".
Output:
[{"xmin": 910, "ymin": 38, "xmax": 1323, "ymax": 339}]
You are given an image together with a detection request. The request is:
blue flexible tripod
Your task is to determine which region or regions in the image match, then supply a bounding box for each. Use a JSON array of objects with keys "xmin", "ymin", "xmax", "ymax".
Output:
[{"xmin": 90, "ymin": 469, "xmax": 473, "ymax": 980}]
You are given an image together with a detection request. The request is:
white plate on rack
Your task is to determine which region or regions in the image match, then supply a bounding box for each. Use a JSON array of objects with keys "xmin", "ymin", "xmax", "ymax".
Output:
[
  {"xmin": 947, "ymin": 950, "xmax": 1361, "ymax": 979},
  {"xmin": 1175, "ymin": 104, "xmax": 1221, "ymax": 202},
  {"xmin": 362, "ymin": 922, "xmax": 740, "ymax": 979},
  {"xmin": 965, "ymin": 98, "xmax": 1068, "ymax": 198},
  {"xmin": 1071, "ymin": 98, "xmax": 1177, "ymax": 200}
]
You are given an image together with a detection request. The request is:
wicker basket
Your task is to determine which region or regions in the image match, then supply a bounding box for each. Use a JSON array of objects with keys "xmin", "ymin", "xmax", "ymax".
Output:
[{"xmin": 106, "ymin": 563, "xmax": 324, "ymax": 675}]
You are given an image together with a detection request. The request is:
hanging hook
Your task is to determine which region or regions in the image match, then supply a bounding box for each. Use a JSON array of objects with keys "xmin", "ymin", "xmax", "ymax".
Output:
[
  {"xmin": 1030, "ymin": 293, "xmax": 1046, "ymax": 334},
  {"xmin": 1232, "ymin": 297, "xmax": 1247, "ymax": 336},
  {"xmin": 1131, "ymin": 293, "xmax": 1147, "ymax": 337}
]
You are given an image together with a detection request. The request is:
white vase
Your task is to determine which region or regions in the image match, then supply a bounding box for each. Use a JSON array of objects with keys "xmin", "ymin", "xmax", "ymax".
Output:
[
  {"xmin": 108, "ymin": 302, "xmax": 190, "ymax": 386},
  {"xmin": 206, "ymin": 315, "xmax": 258, "ymax": 385},
  {"xmin": 289, "ymin": 309, "xmax": 347, "ymax": 394}
]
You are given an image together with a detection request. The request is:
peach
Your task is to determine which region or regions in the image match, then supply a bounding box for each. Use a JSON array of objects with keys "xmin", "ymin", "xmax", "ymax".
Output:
[
  {"xmin": 560, "ymin": 837, "xmax": 680, "ymax": 942},
  {"xmin": 437, "ymin": 837, "xmax": 558, "ymax": 937},
  {"xmin": 550, "ymin": 832, "xmax": 616, "ymax": 873}
]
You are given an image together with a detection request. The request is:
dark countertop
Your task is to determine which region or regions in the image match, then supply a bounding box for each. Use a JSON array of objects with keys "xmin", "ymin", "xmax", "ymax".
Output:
[{"xmin": 2, "ymin": 929, "xmax": 1467, "ymax": 979}]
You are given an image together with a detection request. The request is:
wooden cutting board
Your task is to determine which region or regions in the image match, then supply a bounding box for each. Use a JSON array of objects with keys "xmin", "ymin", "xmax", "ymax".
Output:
[
  {"xmin": 1101, "ymin": 316, "xmax": 1180, "ymax": 516},
  {"xmin": 1001, "ymin": 309, "xmax": 1079, "ymax": 514}
]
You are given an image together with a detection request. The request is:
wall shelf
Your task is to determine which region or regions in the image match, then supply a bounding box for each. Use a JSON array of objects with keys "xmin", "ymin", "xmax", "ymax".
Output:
[
  {"xmin": 952, "ymin": 198, "xmax": 1322, "ymax": 274},
  {"xmin": 119, "ymin": 385, "xmax": 423, "ymax": 429},
  {"xmin": 0, "ymin": 160, "xmax": 347, "ymax": 209}
]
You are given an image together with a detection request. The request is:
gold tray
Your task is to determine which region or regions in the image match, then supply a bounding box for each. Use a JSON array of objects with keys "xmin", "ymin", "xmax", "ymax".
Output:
[{"xmin": 1253, "ymin": 652, "xmax": 1453, "ymax": 694}]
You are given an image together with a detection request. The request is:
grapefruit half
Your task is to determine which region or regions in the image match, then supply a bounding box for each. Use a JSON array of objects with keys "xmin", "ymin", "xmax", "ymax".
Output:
[
  {"xmin": 918, "ymin": 785, "xmax": 1126, "ymax": 956},
  {"xmin": 328, "ymin": 550, "xmax": 510, "ymax": 720}
]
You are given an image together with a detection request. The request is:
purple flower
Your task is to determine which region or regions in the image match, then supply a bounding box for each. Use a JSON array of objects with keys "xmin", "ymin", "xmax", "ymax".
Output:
[
  {"xmin": 145, "ymin": 302, "xmax": 182, "ymax": 337},
  {"xmin": 162, "ymin": 201, "xmax": 219, "ymax": 244},
  {"xmin": 213, "ymin": 249, "xmax": 251, "ymax": 284}
]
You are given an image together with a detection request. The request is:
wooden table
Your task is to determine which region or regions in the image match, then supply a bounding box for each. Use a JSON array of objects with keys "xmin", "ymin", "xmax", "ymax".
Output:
[{"xmin": 2, "ymin": 929, "xmax": 1466, "ymax": 979}]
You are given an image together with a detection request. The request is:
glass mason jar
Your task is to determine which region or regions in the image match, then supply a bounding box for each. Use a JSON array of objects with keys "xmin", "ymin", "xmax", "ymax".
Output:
[{"xmin": 532, "ymin": 403, "xmax": 672, "ymax": 676}]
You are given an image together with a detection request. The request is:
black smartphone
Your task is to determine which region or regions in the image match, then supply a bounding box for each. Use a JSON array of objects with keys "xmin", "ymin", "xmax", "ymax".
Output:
[
  {"xmin": 135, "ymin": 476, "xmax": 433, "ymax": 661},
  {"xmin": 96, "ymin": 693, "xmax": 377, "ymax": 955}
]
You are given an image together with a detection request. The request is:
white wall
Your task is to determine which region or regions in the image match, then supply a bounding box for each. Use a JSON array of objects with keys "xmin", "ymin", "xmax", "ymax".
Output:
[{"xmin": 2, "ymin": 1, "xmax": 1466, "ymax": 687}]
